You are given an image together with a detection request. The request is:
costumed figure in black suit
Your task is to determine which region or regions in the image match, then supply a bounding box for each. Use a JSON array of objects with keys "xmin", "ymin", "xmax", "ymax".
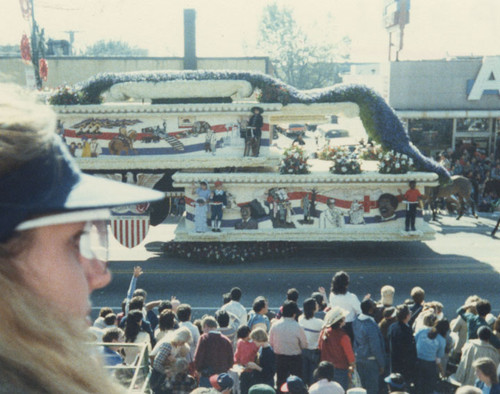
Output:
[
  {"xmin": 210, "ymin": 181, "xmax": 227, "ymax": 232},
  {"xmin": 245, "ymin": 106, "xmax": 263, "ymax": 157}
]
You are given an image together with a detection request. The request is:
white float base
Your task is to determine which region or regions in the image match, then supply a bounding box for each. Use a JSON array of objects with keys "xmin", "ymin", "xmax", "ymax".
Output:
[{"xmin": 173, "ymin": 217, "xmax": 435, "ymax": 242}]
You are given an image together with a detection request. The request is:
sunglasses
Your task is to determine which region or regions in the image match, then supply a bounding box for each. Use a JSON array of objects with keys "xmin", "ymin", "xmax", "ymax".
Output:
[{"xmin": 15, "ymin": 209, "xmax": 111, "ymax": 262}]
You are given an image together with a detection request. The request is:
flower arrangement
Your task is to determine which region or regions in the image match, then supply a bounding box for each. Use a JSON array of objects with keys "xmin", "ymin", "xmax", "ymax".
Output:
[
  {"xmin": 358, "ymin": 143, "xmax": 384, "ymax": 161},
  {"xmin": 279, "ymin": 145, "xmax": 310, "ymax": 174},
  {"xmin": 48, "ymin": 85, "xmax": 82, "ymax": 105},
  {"xmin": 318, "ymin": 146, "xmax": 340, "ymax": 161},
  {"xmin": 330, "ymin": 146, "xmax": 362, "ymax": 175},
  {"xmin": 378, "ymin": 150, "xmax": 415, "ymax": 174},
  {"xmin": 163, "ymin": 241, "xmax": 298, "ymax": 264}
]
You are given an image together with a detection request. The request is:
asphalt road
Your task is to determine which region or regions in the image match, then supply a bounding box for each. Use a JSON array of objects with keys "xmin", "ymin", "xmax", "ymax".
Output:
[{"xmin": 91, "ymin": 212, "xmax": 500, "ymax": 321}]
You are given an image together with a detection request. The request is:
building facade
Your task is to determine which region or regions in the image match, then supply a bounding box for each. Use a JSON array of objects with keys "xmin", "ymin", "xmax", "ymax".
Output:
[
  {"xmin": 343, "ymin": 57, "xmax": 500, "ymax": 158},
  {"xmin": 0, "ymin": 56, "xmax": 272, "ymax": 89}
]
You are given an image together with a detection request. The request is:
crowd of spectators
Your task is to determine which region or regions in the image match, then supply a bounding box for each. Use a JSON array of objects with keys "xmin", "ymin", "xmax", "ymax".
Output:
[
  {"xmin": 90, "ymin": 268, "xmax": 500, "ymax": 394},
  {"xmin": 437, "ymin": 143, "xmax": 500, "ymax": 212}
]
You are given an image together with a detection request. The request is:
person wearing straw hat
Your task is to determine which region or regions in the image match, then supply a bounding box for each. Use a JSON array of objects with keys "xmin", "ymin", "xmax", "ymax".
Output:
[
  {"xmin": 248, "ymin": 106, "xmax": 264, "ymax": 157},
  {"xmin": 0, "ymin": 84, "xmax": 164, "ymax": 392},
  {"xmin": 318, "ymin": 306, "xmax": 355, "ymax": 391}
]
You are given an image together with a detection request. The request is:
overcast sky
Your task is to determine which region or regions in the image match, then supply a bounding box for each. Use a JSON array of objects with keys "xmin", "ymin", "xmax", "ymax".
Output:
[{"xmin": 2, "ymin": 0, "xmax": 499, "ymax": 62}]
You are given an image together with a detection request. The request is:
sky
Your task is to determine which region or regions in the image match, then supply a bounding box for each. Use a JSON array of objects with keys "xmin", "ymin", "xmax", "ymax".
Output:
[{"xmin": 1, "ymin": 0, "xmax": 500, "ymax": 62}]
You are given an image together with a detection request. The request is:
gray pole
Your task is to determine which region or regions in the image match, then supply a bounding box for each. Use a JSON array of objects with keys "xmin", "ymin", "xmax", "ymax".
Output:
[
  {"xmin": 29, "ymin": 0, "xmax": 42, "ymax": 89},
  {"xmin": 183, "ymin": 9, "xmax": 197, "ymax": 70}
]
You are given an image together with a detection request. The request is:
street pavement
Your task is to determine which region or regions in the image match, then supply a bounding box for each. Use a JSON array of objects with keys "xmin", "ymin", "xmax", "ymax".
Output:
[{"xmin": 91, "ymin": 211, "xmax": 500, "ymax": 321}]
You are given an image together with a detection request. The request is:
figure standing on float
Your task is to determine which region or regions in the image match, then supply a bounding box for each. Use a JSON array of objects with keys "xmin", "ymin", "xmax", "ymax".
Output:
[
  {"xmin": 210, "ymin": 181, "xmax": 227, "ymax": 232},
  {"xmin": 246, "ymin": 106, "xmax": 263, "ymax": 157}
]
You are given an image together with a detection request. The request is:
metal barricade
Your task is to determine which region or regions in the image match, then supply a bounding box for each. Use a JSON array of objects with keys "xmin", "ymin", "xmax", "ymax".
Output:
[{"xmin": 90, "ymin": 342, "xmax": 152, "ymax": 394}]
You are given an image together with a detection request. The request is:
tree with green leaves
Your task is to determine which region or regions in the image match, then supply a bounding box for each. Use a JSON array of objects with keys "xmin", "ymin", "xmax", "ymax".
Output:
[
  {"xmin": 83, "ymin": 40, "xmax": 148, "ymax": 57},
  {"xmin": 257, "ymin": 3, "xmax": 351, "ymax": 89}
]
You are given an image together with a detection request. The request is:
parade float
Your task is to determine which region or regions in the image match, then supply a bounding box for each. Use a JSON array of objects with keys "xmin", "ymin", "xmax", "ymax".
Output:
[{"xmin": 49, "ymin": 70, "xmax": 450, "ymax": 255}]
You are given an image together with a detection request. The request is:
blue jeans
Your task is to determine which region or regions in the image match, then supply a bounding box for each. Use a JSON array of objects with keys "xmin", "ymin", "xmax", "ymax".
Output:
[
  {"xmin": 357, "ymin": 359, "xmax": 380, "ymax": 394},
  {"xmin": 334, "ymin": 368, "xmax": 349, "ymax": 391},
  {"xmin": 301, "ymin": 349, "xmax": 320, "ymax": 385}
]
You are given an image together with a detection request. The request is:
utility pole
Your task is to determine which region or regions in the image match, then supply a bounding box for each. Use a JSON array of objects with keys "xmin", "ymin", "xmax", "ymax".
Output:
[{"xmin": 29, "ymin": 0, "xmax": 45, "ymax": 89}]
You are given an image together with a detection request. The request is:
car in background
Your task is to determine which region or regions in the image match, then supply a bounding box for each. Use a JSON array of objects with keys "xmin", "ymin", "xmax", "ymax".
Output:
[{"xmin": 323, "ymin": 129, "xmax": 349, "ymax": 139}]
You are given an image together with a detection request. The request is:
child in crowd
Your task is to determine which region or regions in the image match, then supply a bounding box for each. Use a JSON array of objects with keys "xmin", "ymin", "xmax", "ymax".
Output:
[
  {"xmin": 247, "ymin": 328, "xmax": 276, "ymax": 389},
  {"xmin": 235, "ymin": 325, "xmax": 259, "ymax": 394}
]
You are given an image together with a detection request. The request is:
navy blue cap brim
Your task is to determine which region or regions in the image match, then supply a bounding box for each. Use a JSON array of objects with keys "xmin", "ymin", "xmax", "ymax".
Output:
[
  {"xmin": 0, "ymin": 135, "xmax": 165, "ymax": 241},
  {"xmin": 65, "ymin": 173, "xmax": 165, "ymax": 210}
]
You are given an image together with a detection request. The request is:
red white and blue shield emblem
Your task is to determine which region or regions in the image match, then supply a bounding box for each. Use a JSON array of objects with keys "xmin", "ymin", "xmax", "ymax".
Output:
[
  {"xmin": 111, "ymin": 215, "xmax": 150, "ymax": 249},
  {"xmin": 110, "ymin": 203, "xmax": 151, "ymax": 248}
]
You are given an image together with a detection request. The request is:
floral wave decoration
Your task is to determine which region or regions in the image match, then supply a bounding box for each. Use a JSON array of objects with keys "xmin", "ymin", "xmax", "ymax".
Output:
[{"xmin": 49, "ymin": 70, "xmax": 450, "ymax": 181}]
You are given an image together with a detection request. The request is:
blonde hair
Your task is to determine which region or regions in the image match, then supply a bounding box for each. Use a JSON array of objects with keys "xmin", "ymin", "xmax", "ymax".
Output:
[
  {"xmin": 0, "ymin": 84, "xmax": 124, "ymax": 393},
  {"xmin": 170, "ymin": 327, "xmax": 192, "ymax": 346},
  {"xmin": 411, "ymin": 286, "xmax": 425, "ymax": 304},
  {"xmin": 380, "ymin": 285, "xmax": 395, "ymax": 305},
  {"xmin": 250, "ymin": 328, "xmax": 268, "ymax": 343},
  {"xmin": 0, "ymin": 234, "xmax": 125, "ymax": 393},
  {"xmin": 422, "ymin": 310, "xmax": 437, "ymax": 328},
  {"xmin": 473, "ymin": 357, "xmax": 499, "ymax": 384},
  {"xmin": 0, "ymin": 84, "xmax": 55, "ymax": 174}
]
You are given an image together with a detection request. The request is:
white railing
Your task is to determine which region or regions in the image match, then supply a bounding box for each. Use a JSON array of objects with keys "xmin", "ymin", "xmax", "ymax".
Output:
[{"xmin": 90, "ymin": 342, "xmax": 152, "ymax": 394}]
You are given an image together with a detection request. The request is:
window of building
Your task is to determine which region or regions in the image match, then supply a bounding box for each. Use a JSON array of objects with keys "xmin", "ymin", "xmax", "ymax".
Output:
[
  {"xmin": 407, "ymin": 118, "xmax": 453, "ymax": 157},
  {"xmin": 456, "ymin": 118, "xmax": 489, "ymax": 133}
]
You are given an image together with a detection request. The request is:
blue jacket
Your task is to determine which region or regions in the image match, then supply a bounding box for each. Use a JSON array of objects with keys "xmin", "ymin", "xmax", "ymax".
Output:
[
  {"xmin": 352, "ymin": 314, "xmax": 385, "ymax": 369},
  {"xmin": 475, "ymin": 380, "xmax": 500, "ymax": 394}
]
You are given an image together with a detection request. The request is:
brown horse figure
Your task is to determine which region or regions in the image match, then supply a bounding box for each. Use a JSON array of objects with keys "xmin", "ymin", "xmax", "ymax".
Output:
[
  {"xmin": 425, "ymin": 175, "xmax": 478, "ymax": 221},
  {"xmin": 108, "ymin": 128, "xmax": 137, "ymax": 155}
]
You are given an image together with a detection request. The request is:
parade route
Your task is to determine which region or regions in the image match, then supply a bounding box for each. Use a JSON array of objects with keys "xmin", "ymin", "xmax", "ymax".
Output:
[{"xmin": 92, "ymin": 212, "xmax": 500, "ymax": 320}]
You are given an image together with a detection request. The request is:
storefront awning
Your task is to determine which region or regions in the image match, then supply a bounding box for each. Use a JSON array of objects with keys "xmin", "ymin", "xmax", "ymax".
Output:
[{"xmin": 396, "ymin": 110, "xmax": 500, "ymax": 119}]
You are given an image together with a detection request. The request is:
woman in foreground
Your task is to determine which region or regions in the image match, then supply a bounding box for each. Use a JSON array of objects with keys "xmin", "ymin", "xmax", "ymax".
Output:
[{"xmin": 0, "ymin": 84, "xmax": 163, "ymax": 393}]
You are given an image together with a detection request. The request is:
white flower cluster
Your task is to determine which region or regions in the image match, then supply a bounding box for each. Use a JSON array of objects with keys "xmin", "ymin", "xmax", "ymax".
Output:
[
  {"xmin": 378, "ymin": 150, "xmax": 414, "ymax": 174},
  {"xmin": 330, "ymin": 147, "xmax": 362, "ymax": 175}
]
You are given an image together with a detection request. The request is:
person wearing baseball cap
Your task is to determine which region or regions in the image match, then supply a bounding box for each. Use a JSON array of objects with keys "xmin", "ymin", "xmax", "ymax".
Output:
[
  {"xmin": 280, "ymin": 375, "xmax": 308, "ymax": 394},
  {"xmin": 210, "ymin": 373, "xmax": 234, "ymax": 393},
  {"xmin": 0, "ymin": 84, "xmax": 164, "ymax": 393},
  {"xmin": 384, "ymin": 373, "xmax": 409, "ymax": 393}
]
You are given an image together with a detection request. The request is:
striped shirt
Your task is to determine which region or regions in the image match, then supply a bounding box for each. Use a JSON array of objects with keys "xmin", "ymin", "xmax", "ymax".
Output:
[{"xmin": 298, "ymin": 315, "xmax": 323, "ymax": 350}]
